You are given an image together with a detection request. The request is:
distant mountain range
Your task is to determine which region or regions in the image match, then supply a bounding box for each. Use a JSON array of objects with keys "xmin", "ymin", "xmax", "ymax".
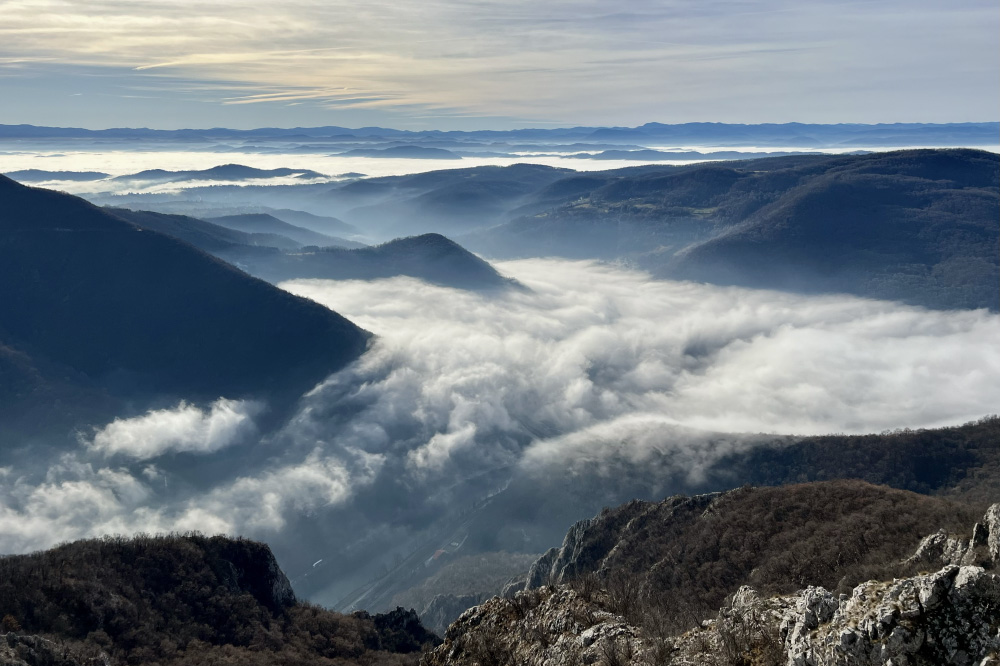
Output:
[
  {"xmin": 2, "ymin": 122, "xmax": 997, "ymax": 147},
  {"xmin": 3, "ymin": 169, "xmax": 110, "ymax": 182},
  {"xmin": 112, "ymin": 164, "xmax": 327, "ymax": 183},
  {"xmin": 204, "ymin": 213, "xmax": 352, "ymax": 247},
  {"xmin": 340, "ymin": 145, "xmax": 463, "ymax": 159}
]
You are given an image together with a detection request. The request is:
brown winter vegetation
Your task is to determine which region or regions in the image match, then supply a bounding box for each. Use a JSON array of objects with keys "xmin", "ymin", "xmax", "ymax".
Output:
[
  {"xmin": 559, "ymin": 480, "xmax": 986, "ymax": 635},
  {"xmin": 0, "ymin": 534, "xmax": 438, "ymax": 666},
  {"xmin": 712, "ymin": 415, "xmax": 1000, "ymax": 503}
]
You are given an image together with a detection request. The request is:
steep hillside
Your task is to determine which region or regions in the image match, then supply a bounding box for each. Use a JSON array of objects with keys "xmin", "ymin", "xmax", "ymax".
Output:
[
  {"xmin": 707, "ymin": 415, "xmax": 1000, "ymax": 504},
  {"xmin": 670, "ymin": 149, "xmax": 1000, "ymax": 309},
  {"xmin": 0, "ymin": 176, "xmax": 370, "ymax": 420},
  {"xmin": 107, "ymin": 208, "xmax": 304, "ymax": 251},
  {"xmin": 0, "ymin": 534, "xmax": 438, "ymax": 665}
]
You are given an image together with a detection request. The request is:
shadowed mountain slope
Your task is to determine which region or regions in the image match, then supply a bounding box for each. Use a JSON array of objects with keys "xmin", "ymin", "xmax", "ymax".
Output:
[
  {"xmin": 205, "ymin": 213, "xmax": 353, "ymax": 247},
  {"xmin": 107, "ymin": 208, "xmax": 304, "ymax": 251},
  {"xmin": 106, "ymin": 207, "xmax": 508, "ymax": 291},
  {"xmin": 668, "ymin": 149, "xmax": 1000, "ymax": 309},
  {"xmin": 0, "ymin": 175, "xmax": 369, "ymax": 413},
  {"xmin": 240, "ymin": 234, "xmax": 518, "ymax": 289}
]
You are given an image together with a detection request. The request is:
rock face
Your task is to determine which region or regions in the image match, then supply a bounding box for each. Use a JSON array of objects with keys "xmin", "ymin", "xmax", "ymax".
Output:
[
  {"xmin": 986, "ymin": 504, "xmax": 1000, "ymax": 562},
  {"xmin": 907, "ymin": 502, "xmax": 1000, "ymax": 569},
  {"xmin": 672, "ymin": 563, "xmax": 1000, "ymax": 666},
  {"xmin": 523, "ymin": 493, "xmax": 720, "ymax": 590},
  {"xmin": 780, "ymin": 565, "xmax": 999, "ymax": 665},
  {"xmin": 422, "ymin": 502, "xmax": 1000, "ymax": 666},
  {"xmin": 203, "ymin": 537, "xmax": 297, "ymax": 611},
  {"xmin": 421, "ymin": 587, "xmax": 644, "ymax": 666},
  {"xmin": 422, "ymin": 565, "xmax": 1000, "ymax": 666}
]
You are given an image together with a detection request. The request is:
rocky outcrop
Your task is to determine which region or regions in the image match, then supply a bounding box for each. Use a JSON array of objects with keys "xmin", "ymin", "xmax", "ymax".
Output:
[
  {"xmin": 782, "ymin": 565, "xmax": 998, "ymax": 665},
  {"xmin": 422, "ymin": 564, "xmax": 1000, "ymax": 666},
  {"xmin": 672, "ymin": 564, "xmax": 1000, "ymax": 666},
  {"xmin": 907, "ymin": 502, "xmax": 1000, "ymax": 569},
  {"xmin": 421, "ymin": 586, "xmax": 644, "ymax": 666},
  {"xmin": 1, "ymin": 633, "xmax": 109, "ymax": 666},
  {"xmin": 524, "ymin": 492, "xmax": 720, "ymax": 590},
  {"xmin": 986, "ymin": 504, "xmax": 1000, "ymax": 562},
  {"xmin": 203, "ymin": 537, "xmax": 297, "ymax": 611},
  {"xmin": 422, "ymin": 500, "xmax": 1000, "ymax": 666}
]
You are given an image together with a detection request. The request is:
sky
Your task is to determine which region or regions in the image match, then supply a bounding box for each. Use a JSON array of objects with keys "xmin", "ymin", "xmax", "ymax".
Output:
[{"xmin": 0, "ymin": 0, "xmax": 997, "ymax": 130}]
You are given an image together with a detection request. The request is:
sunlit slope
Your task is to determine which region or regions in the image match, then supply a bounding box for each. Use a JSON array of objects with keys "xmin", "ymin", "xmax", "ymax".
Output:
[{"xmin": 465, "ymin": 149, "xmax": 999, "ymax": 310}]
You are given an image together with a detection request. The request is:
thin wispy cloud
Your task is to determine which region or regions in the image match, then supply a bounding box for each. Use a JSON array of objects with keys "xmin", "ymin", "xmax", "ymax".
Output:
[{"xmin": 0, "ymin": 0, "xmax": 995, "ymax": 127}]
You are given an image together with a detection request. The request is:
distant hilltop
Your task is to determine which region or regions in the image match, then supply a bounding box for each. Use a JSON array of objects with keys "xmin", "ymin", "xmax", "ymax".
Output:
[{"xmin": 0, "ymin": 121, "xmax": 997, "ymax": 147}]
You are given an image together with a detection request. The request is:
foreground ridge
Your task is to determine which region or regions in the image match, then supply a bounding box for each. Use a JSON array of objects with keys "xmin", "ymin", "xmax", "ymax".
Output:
[
  {"xmin": 0, "ymin": 534, "xmax": 438, "ymax": 666},
  {"xmin": 421, "ymin": 495, "xmax": 999, "ymax": 665}
]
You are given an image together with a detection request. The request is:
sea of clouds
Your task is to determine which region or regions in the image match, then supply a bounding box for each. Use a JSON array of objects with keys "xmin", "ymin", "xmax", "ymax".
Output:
[{"xmin": 1, "ymin": 259, "xmax": 997, "ymax": 577}]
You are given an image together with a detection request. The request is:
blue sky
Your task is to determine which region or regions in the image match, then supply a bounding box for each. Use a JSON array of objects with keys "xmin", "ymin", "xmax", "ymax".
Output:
[{"xmin": 0, "ymin": 0, "xmax": 997, "ymax": 129}]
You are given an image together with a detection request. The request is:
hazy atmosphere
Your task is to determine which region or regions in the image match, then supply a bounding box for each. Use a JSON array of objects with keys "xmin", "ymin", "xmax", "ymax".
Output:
[{"xmin": 1, "ymin": 2, "xmax": 998, "ymax": 664}]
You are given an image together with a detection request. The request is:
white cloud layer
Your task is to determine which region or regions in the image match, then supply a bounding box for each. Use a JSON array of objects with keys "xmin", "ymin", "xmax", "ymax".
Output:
[
  {"xmin": 1, "ymin": 259, "xmax": 997, "ymax": 558},
  {"xmin": 85, "ymin": 399, "xmax": 262, "ymax": 459},
  {"xmin": 285, "ymin": 260, "xmax": 1000, "ymax": 464}
]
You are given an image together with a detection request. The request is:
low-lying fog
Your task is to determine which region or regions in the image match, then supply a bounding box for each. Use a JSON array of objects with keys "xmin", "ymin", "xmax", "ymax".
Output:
[
  {"xmin": 10, "ymin": 143, "xmax": 998, "ymax": 196},
  {"xmin": 1, "ymin": 260, "xmax": 997, "ymax": 600}
]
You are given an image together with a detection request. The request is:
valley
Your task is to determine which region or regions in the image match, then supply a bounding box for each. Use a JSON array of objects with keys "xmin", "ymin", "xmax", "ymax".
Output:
[{"xmin": 1, "ymin": 128, "xmax": 998, "ymax": 666}]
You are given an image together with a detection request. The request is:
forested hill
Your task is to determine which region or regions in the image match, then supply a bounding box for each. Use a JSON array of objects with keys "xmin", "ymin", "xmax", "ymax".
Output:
[
  {"xmin": 462, "ymin": 149, "xmax": 999, "ymax": 310},
  {"xmin": 0, "ymin": 534, "xmax": 438, "ymax": 665},
  {"xmin": 668, "ymin": 149, "xmax": 1000, "ymax": 310}
]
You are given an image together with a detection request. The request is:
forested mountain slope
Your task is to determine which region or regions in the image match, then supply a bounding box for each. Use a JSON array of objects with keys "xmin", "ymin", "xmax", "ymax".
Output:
[
  {"xmin": 463, "ymin": 149, "xmax": 999, "ymax": 310},
  {"xmin": 0, "ymin": 175, "xmax": 370, "ymax": 433}
]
